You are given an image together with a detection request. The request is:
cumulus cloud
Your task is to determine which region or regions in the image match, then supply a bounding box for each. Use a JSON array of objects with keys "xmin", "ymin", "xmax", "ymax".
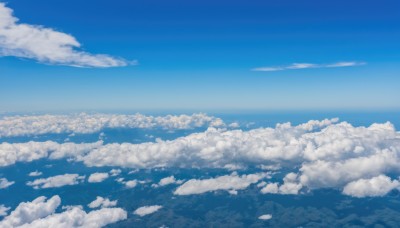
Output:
[
  {"xmin": 0, "ymin": 195, "xmax": 127, "ymax": 228},
  {"xmin": 133, "ymin": 205, "xmax": 162, "ymax": 217},
  {"xmin": 0, "ymin": 113, "xmax": 224, "ymax": 137},
  {"xmin": 28, "ymin": 171, "xmax": 42, "ymax": 177},
  {"xmin": 110, "ymin": 169, "xmax": 121, "ymax": 176},
  {"xmin": 258, "ymin": 214, "xmax": 272, "ymax": 220},
  {"xmin": 152, "ymin": 176, "xmax": 183, "ymax": 188},
  {"xmin": 124, "ymin": 180, "xmax": 138, "ymax": 188},
  {"xmin": 88, "ymin": 172, "xmax": 109, "ymax": 183},
  {"xmin": 26, "ymin": 174, "xmax": 85, "ymax": 189},
  {"xmin": 261, "ymin": 173, "xmax": 303, "ymax": 195},
  {"xmin": 174, "ymin": 172, "xmax": 266, "ymax": 195},
  {"xmin": 0, "ymin": 205, "xmax": 10, "ymax": 217},
  {"xmin": 0, "ymin": 3, "xmax": 129, "ymax": 67},
  {"xmin": 0, "ymin": 140, "xmax": 102, "ymax": 167},
  {"xmin": 342, "ymin": 175, "xmax": 400, "ymax": 198},
  {"xmin": 2, "ymin": 118, "xmax": 400, "ymax": 197},
  {"xmin": 88, "ymin": 196, "xmax": 117, "ymax": 209},
  {"xmin": 0, "ymin": 178, "xmax": 14, "ymax": 189},
  {"xmin": 252, "ymin": 61, "xmax": 365, "ymax": 72},
  {"xmin": 78, "ymin": 118, "xmax": 339, "ymax": 169}
]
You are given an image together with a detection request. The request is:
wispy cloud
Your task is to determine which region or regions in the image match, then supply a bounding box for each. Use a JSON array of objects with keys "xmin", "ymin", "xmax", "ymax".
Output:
[
  {"xmin": 252, "ymin": 61, "xmax": 366, "ymax": 72},
  {"xmin": 0, "ymin": 3, "xmax": 132, "ymax": 68}
]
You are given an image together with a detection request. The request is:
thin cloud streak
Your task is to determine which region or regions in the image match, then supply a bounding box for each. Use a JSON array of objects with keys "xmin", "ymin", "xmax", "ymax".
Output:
[{"xmin": 252, "ymin": 61, "xmax": 366, "ymax": 72}]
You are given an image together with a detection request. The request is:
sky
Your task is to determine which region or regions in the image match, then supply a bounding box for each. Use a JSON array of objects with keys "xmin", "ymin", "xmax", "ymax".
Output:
[{"xmin": 0, "ymin": 0, "xmax": 399, "ymax": 112}]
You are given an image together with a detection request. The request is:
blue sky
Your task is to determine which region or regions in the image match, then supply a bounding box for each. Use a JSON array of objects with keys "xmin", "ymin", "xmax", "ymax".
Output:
[{"xmin": 0, "ymin": 0, "xmax": 399, "ymax": 112}]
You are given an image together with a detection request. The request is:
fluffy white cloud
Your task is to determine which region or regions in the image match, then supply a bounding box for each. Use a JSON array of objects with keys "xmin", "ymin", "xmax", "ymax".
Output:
[
  {"xmin": 124, "ymin": 180, "xmax": 138, "ymax": 188},
  {"xmin": 28, "ymin": 171, "xmax": 42, "ymax": 177},
  {"xmin": 252, "ymin": 61, "xmax": 365, "ymax": 72},
  {"xmin": 133, "ymin": 205, "xmax": 162, "ymax": 217},
  {"xmin": 152, "ymin": 176, "xmax": 183, "ymax": 188},
  {"xmin": 0, "ymin": 178, "xmax": 14, "ymax": 189},
  {"xmin": 261, "ymin": 173, "xmax": 303, "ymax": 195},
  {"xmin": 174, "ymin": 172, "xmax": 266, "ymax": 195},
  {"xmin": 110, "ymin": 169, "xmax": 121, "ymax": 176},
  {"xmin": 88, "ymin": 196, "xmax": 117, "ymax": 209},
  {"xmin": 79, "ymin": 118, "xmax": 339, "ymax": 169},
  {"xmin": 258, "ymin": 214, "xmax": 272, "ymax": 220},
  {"xmin": 0, "ymin": 195, "xmax": 127, "ymax": 228},
  {"xmin": 0, "ymin": 113, "xmax": 224, "ymax": 137},
  {"xmin": 0, "ymin": 140, "xmax": 102, "ymax": 167},
  {"xmin": 2, "ymin": 118, "xmax": 400, "ymax": 197},
  {"xmin": 0, "ymin": 205, "xmax": 10, "ymax": 217},
  {"xmin": 26, "ymin": 174, "xmax": 85, "ymax": 189},
  {"xmin": 342, "ymin": 175, "xmax": 400, "ymax": 198},
  {"xmin": 0, "ymin": 3, "xmax": 129, "ymax": 67},
  {"xmin": 88, "ymin": 172, "xmax": 109, "ymax": 183}
]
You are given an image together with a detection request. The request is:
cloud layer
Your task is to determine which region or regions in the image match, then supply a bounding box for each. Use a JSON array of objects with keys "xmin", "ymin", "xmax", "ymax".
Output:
[
  {"xmin": 0, "ymin": 113, "xmax": 224, "ymax": 137},
  {"xmin": 0, "ymin": 195, "xmax": 127, "ymax": 228},
  {"xmin": 252, "ymin": 61, "xmax": 365, "ymax": 72},
  {"xmin": 0, "ymin": 3, "xmax": 129, "ymax": 67},
  {"xmin": 1, "ymin": 118, "xmax": 400, "ymax": 197}
]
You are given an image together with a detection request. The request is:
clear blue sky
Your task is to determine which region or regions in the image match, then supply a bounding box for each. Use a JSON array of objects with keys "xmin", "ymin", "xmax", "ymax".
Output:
[{"xmin": 1, "ymin": 0, "xmax": 399, "ymax": 112}]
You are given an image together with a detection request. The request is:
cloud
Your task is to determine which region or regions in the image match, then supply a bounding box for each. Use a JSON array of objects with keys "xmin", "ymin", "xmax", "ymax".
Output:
[
  {"xmin": 258, "ymin": 214, "xmax": 272, "ymax": 220},
  {"xmin": 0, "ymin": 205, "xmax": 10, "ymax": 217},
  {"xmin": 342, "ymin": 175, "xmax": 400, "ymax": 198},
  {"xmin": 88, "ymin": 172, "xmax": 109, "ymax": 183},
  {"xmin": 133, "ymin": 205, "xmax": 162, "ymax": 217},
  {"xmin": 260, "ymin": 173, "xmax": 302, "ymax": 195},
  {"xmin": 0, "ymin": 140, "xmax": 102, "ymax": 167},
  {"xmin": 110, "ymin": 169, "xmax": 122, "ymax": 176},
  {"xmin": 0, "ymin": 113, "xmax": 224, "ymax": 137},
  {"xmin": 0, "ymin": 195, "xmax": 127, "ymax": 228},
  {"xmin": 174, "ymin": 172, "xmax": 266, "ymax": 195},
  {"xmin": 124, "ymin": 180, "xmax": 138, "ymax": 188},
  {"xmin": 78, "ymin": 118, "xmax": 339, "ymax": 169},
  {"xmin": 88, "ymin": 196, "xmax": 117, "ymax": 209},
  {"xmin": 0, "ymin": 3, "xmax": 129, "ymax": 67},
  {"xmin": 0, "ymin": 178, "xmax": 14, "ymax": 189},
  {"xmin": 252, "ymin": 61, "xmax": 365, "ymax": 72},
  {"xmin": 2, "ymin": 118, "xmax": 400, "ymax": 197},
  {"xmin": 152, "ymin": 176, "xmax": 183, "ymax": 188},
  {"xmin": 28, "ymin": 171, "xmax": 42, "ymax": 177},
  {"xmin": 26, "ymin": 174, "xmax": 85, "ymax": 189}
]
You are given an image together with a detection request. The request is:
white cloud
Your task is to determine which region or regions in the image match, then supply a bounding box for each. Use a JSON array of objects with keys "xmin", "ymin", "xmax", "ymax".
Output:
[
  {"xmin": 88, "ymin": 172, "xmax": 109, "ymax": 183},
  {"xmin": 258, "ymin": 214, "xmax": 272, "ymax": 220},
  {"xmin": 88, "ymin": 196, "xmax": 117, "ymax": 209},
  {"xmin": 0, "ymin": 195, "xmax": 127, "ymax": 228},
  {"xmin": 252, "ymin": 61, "xmax": 365, "ymax": 72},
  {"xmin": 27, "ymin": 174, "xmax": 85, "ymax": 189},
  {"xmin": 110, "ymin": 169, "xmax": 122, "ymax": 176},
  {"xmin": 79, "ymin": 118, "xmax": 339, "ymax": 169},
  {"xmin": 0, "ymin": 205, "xmax": 10, "ymax": 217},
  {"xmin": 124, "ymin": 180, "xmax": 138, "ymax": 188},
  {"xmin": 342, "ymin": 175, "xmax": 400, "ymax": 198},
  {"xmin": 2, "ymin": 117, "xmax": 400, "ymax": 197},
  {"xmin": 228, "ymin": 122, "xmax": 240, "ymax": 128},
  {"xmin": 28, "ymin": 171, "xmax": 42, "ymax": 177},
  {"xmin": 0, "ymin": 140, "xmax": 102, "ymax": 167},
  {"xmin": 0, "ymin": 113, "xmax": 224, "ymax": 137},
  {"xmin": 260, "ymin": 173, "xmax": 303, "ymax": 195},
  {"xmin": 0, "ymin": 3, "xmax": 129, "ymax": 67},
  {"xmin": 153, "ymin": 176, "xmax": 183, "ymax": 188},
  {"xmin": 174, "ymin": 172, "xmax": 266, "ymax": 195},
  {"xmin": 0, "ymin": 178, "xmax": 14, "ymax": 189},
  {"xmin": 133, "ymin": 205, "xmax": 162, "ymax": 217}
]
